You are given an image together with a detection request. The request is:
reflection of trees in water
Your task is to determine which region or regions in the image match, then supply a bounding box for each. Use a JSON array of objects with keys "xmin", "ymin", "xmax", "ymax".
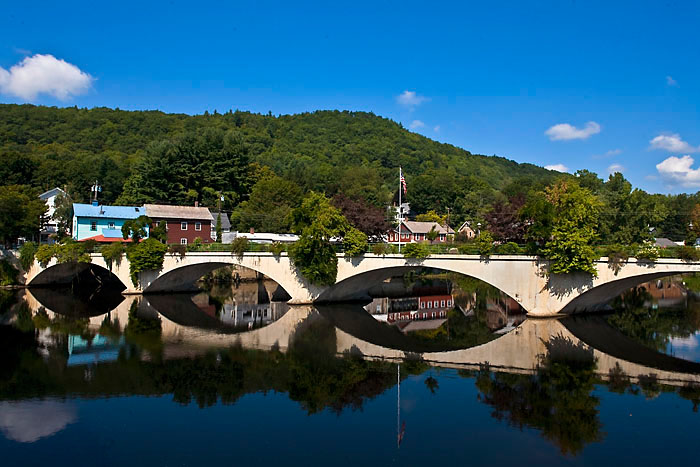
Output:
[
  {"xmin": 607, "ymin": 287, "xmax": 700, "ymax": 353},
  {"xmin": 474, "ymin": 335, "xmax": 603, "ymax": 456},
  {"xmin": 0, "ymin": 312, "xmax": 402, "ymax": 415},
  {"xmin": 124, "ymin": 301, "xmax": 163, "ymax": 357},
  {"xmin": 407, "ymin": 309, "xmax": 499, "ymax": 349}
]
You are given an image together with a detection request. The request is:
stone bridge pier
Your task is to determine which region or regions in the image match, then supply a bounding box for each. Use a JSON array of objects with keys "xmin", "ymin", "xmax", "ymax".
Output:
[{"xmin": 23, "ymin": 252, "xmax": 700, "ymax": 316}]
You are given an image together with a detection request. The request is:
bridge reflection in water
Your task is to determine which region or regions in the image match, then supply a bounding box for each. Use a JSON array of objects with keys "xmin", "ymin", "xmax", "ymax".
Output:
[
  {"xmin": 15, "ymin": 280, "xmax": 700, "ymax": 387},
  {"xmin": 3, "ymin": 276, "xmax": 700, "ymax": 460}
]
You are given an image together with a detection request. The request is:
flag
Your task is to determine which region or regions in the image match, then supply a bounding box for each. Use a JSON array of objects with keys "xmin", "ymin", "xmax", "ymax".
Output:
[
  {"xmin": 400, "ymin": 172, "xmax": 407, "ymax": 194},
  {"xmin": 397, "ymin": 421, "xmax": 406, "ymax": 447}
]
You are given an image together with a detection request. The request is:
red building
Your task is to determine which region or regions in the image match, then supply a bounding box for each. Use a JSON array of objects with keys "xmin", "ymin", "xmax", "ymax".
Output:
[
  {"xmin": 386, "ymin": 294, "xmax": 453, "ymax": 323},
  {"xmin": 388, "ymin": 221, "xmax": 455, "ymax": 244},
  {"xmin": 145, "ymin": 204, "xmax": 214, "ymax": 245}
]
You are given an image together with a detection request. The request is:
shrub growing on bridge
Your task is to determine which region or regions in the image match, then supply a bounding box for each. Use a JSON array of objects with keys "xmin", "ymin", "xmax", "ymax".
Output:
[
  {"xmin": 18, "ymin": 241, "xmax": 37, "ymax": 270},
  {"xmin": 679, "ymin": 246, "xmax": 700, "ymax": 263},
  {"xmin": 35, "ymin": 244, "xmax": 56, "ymax": 267},
  {"xmin": 101, "ymin": 242, "xmax": 126, "ymax": 271},
  {"xmin": 635, "ymin": 241, "xmax": 659, "ymax": 262},
  {"xmin": 495, "ymin": 242, "xmax": 522, "ymax": 255},
  {"xmin": 476, "ymin": 232, "xmax": 495, "ymax": 257},
  {"xmin": 343, "ymin": 227, "xmax": 368, "ymax": 257},
  {"xmin": 126, "ymin": 238, "xmax": 167, "ymax": 286},
  {"xmin": 34, "ymin": 241, "xmax": 91, "ymax": 267},
  {"xmin": 402, "ymin": 242, "xmax": 431, "ymax": 260}
]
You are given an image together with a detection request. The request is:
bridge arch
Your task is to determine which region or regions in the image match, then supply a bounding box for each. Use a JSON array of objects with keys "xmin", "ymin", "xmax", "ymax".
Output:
[
  {"xmin": 316, "ymin": 263, "xmax": 523, "ymax": 305},
  {"xmin": 326, "ymin": 255, "xmax": 538, "ymax": 310},
  {"xmin": 27, "ymin": 261, "xmax": 128, "ymax": 292},
  {"xmin": 139, "ymin": 254, "xmax": 305, "ymax": 301},
  {"xmin": 559, "ymin": 271, "xmax": 687, "ymax": 313}
]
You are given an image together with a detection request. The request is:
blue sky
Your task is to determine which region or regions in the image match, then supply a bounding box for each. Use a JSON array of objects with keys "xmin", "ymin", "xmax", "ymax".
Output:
[{"xmin": 1, "ymin": 0, "xmax": 699, "ymax": 194}]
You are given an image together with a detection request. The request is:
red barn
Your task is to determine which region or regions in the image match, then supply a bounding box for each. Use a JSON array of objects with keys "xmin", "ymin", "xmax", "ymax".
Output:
[{"xmin": 145, "ymin": 204, "xmax": 214, "ymax": 245}]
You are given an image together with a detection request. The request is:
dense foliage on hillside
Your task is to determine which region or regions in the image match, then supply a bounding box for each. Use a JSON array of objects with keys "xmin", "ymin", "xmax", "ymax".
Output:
[
  {"xmin": 1, "ymin": 103, "xmax": 699, "ymax": 253},
  {"xmin": 0, "ymin": 103, "xmax": 555, "ymax": 220}
]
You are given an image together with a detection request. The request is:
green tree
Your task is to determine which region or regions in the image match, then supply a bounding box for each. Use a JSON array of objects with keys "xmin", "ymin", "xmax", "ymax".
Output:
[
  {"xmin": 599, "ymin": 173, "xmax": 666, "ymax": 244},
  {"xmin": 415, "ymin": 210, "xmax": 446, "ymax": 224},
  {"xmin": 215, "ymin": 213, "xmax": 222, "ymax": 243},
  {"xmin": 122, "ymin": 215, "xmax": 152, "ymax": 243},
  {"xmin": 0, "ymin": 185, "xmax": 47, "ymax": 246},
  {"xmin": 51, "ymin": 191, "xmax": 74, "ymax": 238},
  {"xmin": 150, "ymin": 220, "xmax": 168, "ymax": 244},
  {"xmin": 533, "ymin": 181, "xmax": 602, "ymax": 276},
  {"xmin": 288, "ymin": 192, "xmax": 366, "ymax": 284},
  {"xmin": 230, "ymin": 175, "xmax": 303, "ymax": 233}
]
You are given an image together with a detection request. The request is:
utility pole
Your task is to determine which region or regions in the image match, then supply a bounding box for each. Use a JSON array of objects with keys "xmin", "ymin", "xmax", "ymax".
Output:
[
  {"xmin": 398, "ymin": 167, "xmax": 403, "ymax": 253},
  {"xmin": 90, "ymin": 181, "xmax": 102, "ymax": 202}
]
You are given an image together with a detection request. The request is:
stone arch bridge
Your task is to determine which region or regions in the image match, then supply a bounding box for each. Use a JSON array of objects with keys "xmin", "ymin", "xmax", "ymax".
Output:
[{"xmin": 24, "ymin": 252, "xmax": 700, "ymax": 316}]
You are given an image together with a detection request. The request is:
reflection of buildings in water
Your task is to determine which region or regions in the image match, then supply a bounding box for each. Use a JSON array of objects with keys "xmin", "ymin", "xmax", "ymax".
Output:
[
  {"xmin": 221, "ymin": 302, "xmax": 288, "ymax": 329},
  {"xmin": 644, "ymin": 279, "xmax": 687, "ymax": 308},
  {"xmin": 364, "ymin": 293, "xmax": 453, "ymax": 334},
  {"xmin": 66, "ymin": 334, "xmax": 126, "ymax": 366},
  {"xmin": 486, "ymin": 296, "xmax": 526, "ymax": 334}
]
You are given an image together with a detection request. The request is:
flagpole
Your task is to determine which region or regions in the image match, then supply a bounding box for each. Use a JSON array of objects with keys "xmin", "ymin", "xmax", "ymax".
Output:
[
  {"xmin": 398, "ymin": 167, "xmax": 402, "ymax": 253},
  {"xmin": 397, "ymin": 363, "xmax": 400, "ymax": 448}
]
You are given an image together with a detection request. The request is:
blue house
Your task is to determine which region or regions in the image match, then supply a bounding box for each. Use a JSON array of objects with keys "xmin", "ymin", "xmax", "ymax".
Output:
[{"xmin": 72, "ymin": 202, "xmax": 148, "ymax": 242}]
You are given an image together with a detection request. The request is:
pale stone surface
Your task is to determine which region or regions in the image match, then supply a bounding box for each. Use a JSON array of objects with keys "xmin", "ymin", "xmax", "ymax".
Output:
[{"xmin": 24, "ymin": 253, "xmax": 700, "ymax": 314}]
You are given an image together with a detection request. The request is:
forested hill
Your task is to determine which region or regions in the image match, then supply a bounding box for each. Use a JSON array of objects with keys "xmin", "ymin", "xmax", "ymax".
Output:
[{"xmin": 0, "ymin": 103, "xmax": 556, "ymax": 222}]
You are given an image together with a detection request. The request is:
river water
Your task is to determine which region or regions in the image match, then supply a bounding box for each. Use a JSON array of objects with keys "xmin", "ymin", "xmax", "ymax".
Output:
[{"xmin": 1, "ymin": 273, "xmax": 699, "ymax": 466}]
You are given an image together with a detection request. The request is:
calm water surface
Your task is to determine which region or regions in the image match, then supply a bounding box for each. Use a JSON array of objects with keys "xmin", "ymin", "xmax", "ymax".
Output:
[{"xmin": 1, "ymin": 274, "xmax": 699, "ymax": 466}]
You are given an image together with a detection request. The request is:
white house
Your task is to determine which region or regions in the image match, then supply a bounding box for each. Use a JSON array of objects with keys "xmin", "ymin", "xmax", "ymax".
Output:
[{"xmin": 38, "ymin": 187, "xmax": 66, "ymax": 243}]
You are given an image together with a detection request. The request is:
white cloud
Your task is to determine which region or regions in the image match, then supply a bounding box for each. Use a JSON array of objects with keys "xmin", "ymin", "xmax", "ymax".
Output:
[
  {"xmin": 545, "ymin": 121, "xmax": 601, "ymax": 141},
  {"xmin": 545, "ymin": 164, "xmax": 570, "ymax": 173},
  {"xmin": 396, "ymin": 90, "xmax": 429, "ymax": 110},
  {"xmin": 666, "ymin": 75, "xmax": 678, "ymax": 86},
  {"xmin": 649, "ymin": 133, "xmax": 699, "ymax": 153},
  {"xmin": 0, "ymin": 54, "xmax": 93, "ymax": 101},
  {"xmin": 656, "ymin": 155, "xmax": 700, "ymax": 188},
  {"xmin": 433, "ymin": 125, "xmax": 440, "ymax": 132},
  {"xmin": 607, "ymin": 163, "xmax": 624, "ymax": 174},
  {"xmin": 409, "ymin": 120, "xmax": 424, "ymax": 130}
]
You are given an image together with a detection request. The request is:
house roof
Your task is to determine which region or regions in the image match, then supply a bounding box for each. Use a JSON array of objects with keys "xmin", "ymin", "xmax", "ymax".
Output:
[
  {"xmin": 79, "ymin": 234, "xmax": 135, "ymax": 243},
  {"xmin": 458, "ymin": 221, "xmax": 474, "ymax": 232},
  {"xmin": 398, "ymin": 221, "xmax": 455, "ymax": 235},
  {"xmin": 210, "ymin": 211, "xmax": 232, "ymax": 230},
  {"xmin": 655, "ymin": 237, "xmax": 678, "ymax": 248},
  {"xmin": 73, "ymin": 203, "xmax": 145, "ymax": 219},
  {"xmin": 145, "ymin": 204, "xmax": 214, "ymax": 221},
  {"xmin": 399, "ymin": 318, "xmax": 448, "ymax": 333},
  {"xmin": 39, "ymin": 187, "xmax": 66, "ymax": 200}
]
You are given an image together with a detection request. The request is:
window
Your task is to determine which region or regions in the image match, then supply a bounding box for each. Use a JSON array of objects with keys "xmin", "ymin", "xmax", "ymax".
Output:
[
  {"xmin": 440, "ymin": 234, "xmax": 446, "ymax": 241},
  {"xmin": 195, "ymin": 222, "xmax": 202, "ymax": 231},
  {"xmin": 90, "ymin": 221, "xmax": 97, "ymax": 231},
  {"xmin": 441, "ymin": 300, "xmax": 446, "ymax": 307},
  {"xmin": 181, "ymin": 222, "xmax": 188, "ymax": 230},
  {"xmin": 420, "ymin": 301, "xmax": 425, "ymax": 309},
  {"xmin": 426, "ymin": 301, "xmax": 431, "ymax": 308},
  {"xmin": 447, "ymin": 300, "xmax": 452, "ymax": 307},
  {"xmin": 434, "ymin": 300, "xmax": 439, "ymax": 308},
  {"xmin": 422, "ymin": 313, "xmax": 427, "ymax": 319},
  {"xmin": 108, "ymin": 222, "xmax": 115, "ymax": 229},
  {"xmin": 432, "ymin": 312, "xmax": 436, "ymax": 318},
  {"xmin": 180, "ymin": 238, "xmax": 187, "ymax": 245}
]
